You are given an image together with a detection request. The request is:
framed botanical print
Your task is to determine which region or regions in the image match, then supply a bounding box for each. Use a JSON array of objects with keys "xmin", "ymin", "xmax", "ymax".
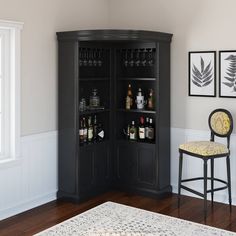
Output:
[
  {"xmin": 189, "ymin": 51, "xmax": 216, "ymax": 97},
  {"xmin": 219, "ymin": 50, "xmax": 236, "ymax": 98}
]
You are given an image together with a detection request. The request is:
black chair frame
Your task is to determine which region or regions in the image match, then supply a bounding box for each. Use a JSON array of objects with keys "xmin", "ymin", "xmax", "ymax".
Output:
[{"xmin": 178, "ymin": 109, "xmax": 233, "ymax": 220}]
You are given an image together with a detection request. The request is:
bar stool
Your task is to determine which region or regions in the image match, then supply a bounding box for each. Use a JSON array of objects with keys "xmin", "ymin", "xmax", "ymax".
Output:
[{"xmin": 178, "ymin": 108, "xmax": 233, "ymax": 219}]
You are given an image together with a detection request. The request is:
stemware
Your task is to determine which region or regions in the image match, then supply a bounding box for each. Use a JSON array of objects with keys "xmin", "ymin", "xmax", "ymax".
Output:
[
  {"xmin": 135, "ymin": 49, "xmax": 140, "ymax": 67},
  {"xmin": 98, "ymin": 49, "xmax": 102, "ymax": 67},
  {"xmin": 83, "ymin": 48, "xmax": 88, "ymax": 66},
  {"xmin": 129, "ymin": 49, "xmax": 134, "ymax": 67}
]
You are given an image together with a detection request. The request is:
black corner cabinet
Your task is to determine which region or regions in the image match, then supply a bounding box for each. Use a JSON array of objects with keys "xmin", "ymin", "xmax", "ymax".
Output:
[{"xmin": 57, "ymin": 30, "xmax": 173, "ymax": 202}]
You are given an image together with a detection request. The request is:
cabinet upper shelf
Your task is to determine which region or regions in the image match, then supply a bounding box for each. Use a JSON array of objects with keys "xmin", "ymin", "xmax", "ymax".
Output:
[
  {"xmin": 117, "ymin": 77, "xmax": 156, "ymax": 81},
  {"xmin": 80, "ymin": 109, "xmax": 110, "ymax": 115},
  {"xmin": 80, "ymin": 77, "xmax": 110, "ymax": 81},
  {"xmin": 117, "ymin": 109, "xmax": 156, "ymax": 114}
]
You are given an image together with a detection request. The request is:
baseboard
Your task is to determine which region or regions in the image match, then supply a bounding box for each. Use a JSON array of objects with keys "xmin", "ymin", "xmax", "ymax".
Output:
[{"xmin": 0, "ymin": 191, "xmax": 57, "ymax": 220}]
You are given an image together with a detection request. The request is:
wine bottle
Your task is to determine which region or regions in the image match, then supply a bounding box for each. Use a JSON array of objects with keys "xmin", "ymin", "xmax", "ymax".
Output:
[
  {"xmin": 79, "ymin": 118, "xmax": 84, "ymax": 144},
  {"xmin": 147, "ymin": 118, "xmax": 154, "ymax": 141},
  {"xmin": 129, "ymin": 121, "xmax": 137, "ymax": 141},
  {"xmin": 93, "ymin": 115, "xmax": 98, "ymax": 142},
  {"xmin": 138, "ymin": 116, "xmax": 145, "ymax": 140},
  {"xmin": 88, "ymin": 116, "xmax": 93, "ymax": 142},
  {"xmin": 145, "ymin": 117, "xmax": 149, "ymax": 139},
  {"xmin": 83, "ymin": 117, "xmax": 88, "ymax": 143},
  {"xmin": 147, "ymin": 89, "xmax": 154, "ymax": 110},
  {"xmin": 125, "ymin": 84, "xmax": 133, "ymax": 109}
]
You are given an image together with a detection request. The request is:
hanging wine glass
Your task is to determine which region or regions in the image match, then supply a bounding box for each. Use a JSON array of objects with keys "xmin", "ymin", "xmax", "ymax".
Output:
[
  {"xmin": 135, "ymin": 49, "xmax": 140, "ymax": 67},
  {"xmin": 129, "ymin": 49, "xmax": 134, "ymax": 67},
  {"xmin": 147, "ymin": 48, "xmax": 154, "ymax": 66},
  {"xmin": 123, "ymin": 49, "xmax": 128, "ymax": 67},
  {"xmin": 79, "ymin": 48, "xmax": 83, "ymax": 67},
  {"xmin": 141, "ymin": 48, "xmax": 146, "ymax": 66},
  {"xmin": 98, "ymin": 49, "xmax": 102, "ymax": 67},
  {"xmin": 93, "ymin": 49, "xmax": 97, "ymax": 67},
  {"xmin": 83, "ymin": 48, "xmax": 88, "ymax": 66},
  {"xmin": 88, "ymin": 49, "xmax": 93, "ymax": 67}
]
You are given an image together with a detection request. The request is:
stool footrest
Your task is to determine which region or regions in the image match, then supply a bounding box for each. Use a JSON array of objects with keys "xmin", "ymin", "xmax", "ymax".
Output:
[{"xmin": 181, "ymin": 177, "xmax": 228, "ymax": 196}]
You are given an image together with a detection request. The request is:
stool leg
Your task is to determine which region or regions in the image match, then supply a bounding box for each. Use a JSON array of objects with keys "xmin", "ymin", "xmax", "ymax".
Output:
[
  {"xmin": 211, "ymin": 159, "xmax": 214, "ymax": 207},
  {"xmin": 226, "ymin": 156, "xmax": 232, "ymax": 211},
  {"xmin": 178, "ymin": 151, "xmax": 183, "ymax": 208},
  {"xmin": 204, "ymin": 159, "xmax": 208, "ymax": 220}
]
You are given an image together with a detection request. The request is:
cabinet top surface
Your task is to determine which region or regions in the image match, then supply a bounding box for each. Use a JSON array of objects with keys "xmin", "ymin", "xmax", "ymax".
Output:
[{"xmin": 56, "ymin": 29, "xmax": 173, "ymax": 42}]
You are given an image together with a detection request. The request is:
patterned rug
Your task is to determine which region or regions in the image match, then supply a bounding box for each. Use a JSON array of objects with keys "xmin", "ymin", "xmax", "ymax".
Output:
[{"xmin": 35, "ymin": 201, "xmax": 236, "ymax": 236}]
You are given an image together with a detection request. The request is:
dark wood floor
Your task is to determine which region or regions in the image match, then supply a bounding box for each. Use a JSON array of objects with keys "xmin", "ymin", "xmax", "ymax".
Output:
[{"xmin": 0, "ymin": 191, "xmax": 235, "ymax": 235}]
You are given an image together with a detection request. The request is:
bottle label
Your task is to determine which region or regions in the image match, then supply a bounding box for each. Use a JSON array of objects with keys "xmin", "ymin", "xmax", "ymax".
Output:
[
  {"xmin": 88, "ymin": 129, "xmax": 93, "ymax": 140},
  {"xmin": 148, "ymin": 128, "xmax": 154, "ymax": 140},
  {"xmin": 145, "ymin": 127, "xmax": 149, "ymax": 138},
  {"xmin": 79, "ymin": 129, "xmax": 84, "ymax": 136},
  {"xmin": 139, "ymin": 127, "xmax": 145, "ymax": 139},
  {"xmin": 126, "ymin": 96, "xmax": 131, "ymax": 109},
  {"xmin": 130, "ymin": 132, "xmax": 135, "ymax": 140},
  {"xmin": 83, "ymin": 129, "xmax": 88, "ymax": 141}
]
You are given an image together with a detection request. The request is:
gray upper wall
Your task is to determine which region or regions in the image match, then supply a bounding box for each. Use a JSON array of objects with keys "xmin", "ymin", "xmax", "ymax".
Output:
[{"xmin": 1, "ymin": 0, "xmax": 235, "ymax": 135}]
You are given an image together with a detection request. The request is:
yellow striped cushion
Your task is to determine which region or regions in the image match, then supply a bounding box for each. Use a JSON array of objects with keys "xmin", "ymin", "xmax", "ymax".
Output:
[{"xmin": 179, "ymin": 141, "xmax": 229, "ymax": 156}]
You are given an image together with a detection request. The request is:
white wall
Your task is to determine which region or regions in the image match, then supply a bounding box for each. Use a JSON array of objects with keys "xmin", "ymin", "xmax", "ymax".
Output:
[
  {"xmin": 0, "ymin": 131, "xmax": 57, "ymax": 220},
  {"xmin": 0, "ymin": 0, "xmax": 109, "ymax": 136},
  {"xmin": 108, "ymin": 0, "xmax": 236, "ymax": 203},
  {"xmin": 0, "ymin": 0, "xmax": 109, "ymax": 220},
  {"xmin": 1, "ymin": 0, "xmax": 236, "ymax": 220},
  {"xmin": 109, "ymin": 0, "xmax": 236, "ymax": 131}
]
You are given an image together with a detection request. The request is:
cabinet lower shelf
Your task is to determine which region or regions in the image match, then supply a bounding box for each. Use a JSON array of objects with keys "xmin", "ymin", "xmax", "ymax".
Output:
[
  {"xmin": 79, "ymin": 140, "xmax": 109, "ymax": 148},
  {"xmin": 117, "ymin": 139, "xmax": 155, "ymax": 146}
]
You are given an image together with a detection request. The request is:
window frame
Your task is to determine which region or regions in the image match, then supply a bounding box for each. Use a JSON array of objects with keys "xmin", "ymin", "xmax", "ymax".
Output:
[{"xmin": 0, "ymin": 20, "xmax": 23, "ymax": 165}]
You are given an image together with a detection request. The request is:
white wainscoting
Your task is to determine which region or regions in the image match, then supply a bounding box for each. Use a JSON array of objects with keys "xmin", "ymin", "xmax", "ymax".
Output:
[
  {"xmin": 0, "ymin": 131, "xmax": 57, "ymax": 220},
  {"xmin": 171, "ymin": 128, "xmax": 236, "ymax": 205},
  {"xmin": 0, "ymin": 128, "xmax": 235, "ymax": 220}
]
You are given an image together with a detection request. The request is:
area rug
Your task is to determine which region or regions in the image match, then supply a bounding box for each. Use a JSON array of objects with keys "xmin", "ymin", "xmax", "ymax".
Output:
[{"xmin": 35, "ymin": 201, "xmax": 236, "ymax": 236}]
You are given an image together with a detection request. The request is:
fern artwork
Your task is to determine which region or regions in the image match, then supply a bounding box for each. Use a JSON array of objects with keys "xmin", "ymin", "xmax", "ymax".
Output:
[
  {"xmin": 189, "ymin": 51, "xmax": 216, "ymax": 97},
  {"xmin": 219, "ymin": 51, "xmax": 236, "ymax": 98}
]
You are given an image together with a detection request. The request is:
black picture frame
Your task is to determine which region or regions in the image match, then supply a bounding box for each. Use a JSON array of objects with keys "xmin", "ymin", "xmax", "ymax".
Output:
[
  {"xmin": 189, "ymin": 51, "xmax": 216, "ymax": 97},
  {"xmin": 219, "ymin": 50, "xmax": 236, "ymax": 98}
]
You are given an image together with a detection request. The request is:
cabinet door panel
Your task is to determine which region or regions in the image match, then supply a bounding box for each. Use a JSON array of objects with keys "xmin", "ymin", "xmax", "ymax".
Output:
[
  {"xmin": 95, "ymin": 144, "xmax": 110, "ymax": 187},
  {"xmin": 137, "ymin": 146, "xmax": 156, "ymax": 187},
  {"xmin": 79, "ymin": 148, "xmax": 95, "ymax": 194},
  {"xmin": 116, "ymin": 144, "xmax": 136, "ymax": 184}
]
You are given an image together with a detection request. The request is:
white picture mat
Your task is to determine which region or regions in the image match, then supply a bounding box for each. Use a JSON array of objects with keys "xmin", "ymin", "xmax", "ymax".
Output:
[
  {"xmin": 220, "ymin": 51, "xmax": 236, "ymax": 97},
  {"xmin": 189, "ymin": 52, "xmax": 215, "ymax": 96}
]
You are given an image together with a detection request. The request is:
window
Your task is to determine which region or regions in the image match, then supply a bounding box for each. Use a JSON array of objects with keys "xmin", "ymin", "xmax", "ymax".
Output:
[{"xmin": 0, "ymin": 20, "xmax": 23, "ymax": 163}]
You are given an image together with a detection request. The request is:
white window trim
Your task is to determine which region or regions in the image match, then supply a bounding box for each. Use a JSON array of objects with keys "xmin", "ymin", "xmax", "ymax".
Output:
[{"xmin": 0, "ymin": 20, "xmax": 23, "ymax": 166}]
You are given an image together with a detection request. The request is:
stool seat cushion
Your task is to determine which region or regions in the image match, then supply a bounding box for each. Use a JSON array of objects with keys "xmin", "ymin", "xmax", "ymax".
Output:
[{"xmin": 179, "ymin": 141, "xmax": 229, "ymax": 156}]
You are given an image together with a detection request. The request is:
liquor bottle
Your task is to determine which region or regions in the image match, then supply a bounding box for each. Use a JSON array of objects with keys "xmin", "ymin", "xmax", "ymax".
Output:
[
  {"xmin": 138, "ymin": 116, "xmax": 145, "ymax": 140},
  {"xmin": 93, "ymin": 115, "xmax": 98, "ymax": 141},
  {"xmin": 145, "ymin": 117, "xmax": 149, "ymax": 139},
  {"xmin": 136, "ymin": 88, "xmax": 145, "ymax": 110},
  {"xmin": 147, "ymin": 89, "xmax": 154, "ymax": 110},
  {"xmin": 88, "ymin": 116, "xmax": 93, "ymax": 142},
  {"xmin": 83, "ymin": 117, "xmax": 88, "ymax": 143},
  {"xmin": 79, "ymin": 118, "xmax": 84, "ymax": 144},
  {"xmin": 147, "ymin": 118, "xmax": 155, "ymax": 141},
  {"xmin": 125, "ymin": 84, "xmax": 133, "ymax": 110},
  {"xmin": 129, "ymin": 121, "xmax": 137, "ymax": 141}
]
